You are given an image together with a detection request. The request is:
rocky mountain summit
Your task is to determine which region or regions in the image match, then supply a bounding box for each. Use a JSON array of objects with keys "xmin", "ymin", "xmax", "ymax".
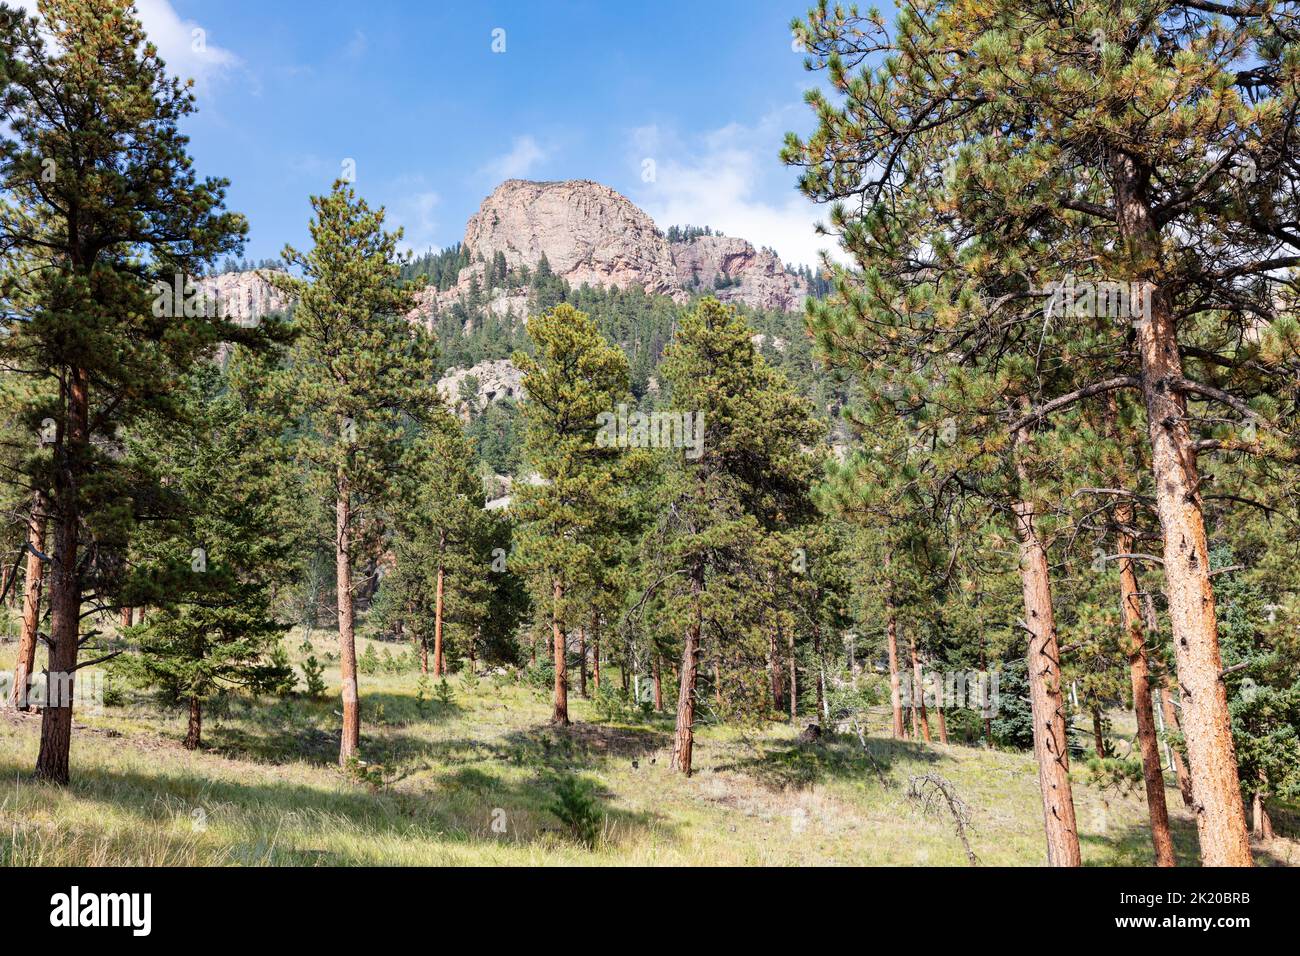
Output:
[
  {"xmin": 413, "ymin": 179, "xmax": 810, "ymax": 320},
  {"xmin": 205, "ymin": 180, "xmax": 812, "ymax": 330}
]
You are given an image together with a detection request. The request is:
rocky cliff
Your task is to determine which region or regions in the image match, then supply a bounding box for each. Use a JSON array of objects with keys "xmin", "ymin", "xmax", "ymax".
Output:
[
  {"xmin": 415, "ymin": 179, "xmax": 809, "ymax": 321},
  {"xmin": 194, "ymin": 269, "xmax": 293, "ymax": 325},
  {"xmin": 211, "ymin": 181, "xmax": 812, "ymax": 329},
  {"xmin": 671, "ymin": 234, "xmax": 808, "ymax": 313}
]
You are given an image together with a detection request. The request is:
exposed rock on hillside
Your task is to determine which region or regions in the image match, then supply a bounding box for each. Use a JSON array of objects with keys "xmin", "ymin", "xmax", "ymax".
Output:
[
  {"xmin": 195, "ymin": 269, "xmax": 292, "ymax": 325},
  {"xmin": 436, "ymin": 358, "xmax": 525, "ymax": 414},
  {"xmin": 465, "ymin": 179, "xmax": 681, "ymax": 297},
  {"xmin": 672, "ymin": 235, "xmax": 808, "ymax": 313}
]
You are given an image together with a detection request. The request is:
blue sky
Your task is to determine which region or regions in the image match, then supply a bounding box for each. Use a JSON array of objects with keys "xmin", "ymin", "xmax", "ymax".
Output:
[{"xmin": 26, "ymin": 0, "xmax": 842, "ymax": 267}]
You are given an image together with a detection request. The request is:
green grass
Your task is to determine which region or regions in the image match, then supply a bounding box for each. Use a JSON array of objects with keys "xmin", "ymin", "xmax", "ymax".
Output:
[{"xmin": 0, "ymin": 629, "xmax": 1295, "ymax": 866}]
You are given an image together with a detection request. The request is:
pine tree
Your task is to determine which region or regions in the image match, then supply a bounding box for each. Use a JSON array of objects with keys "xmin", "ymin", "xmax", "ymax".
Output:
[
  {"xmin": 651, "ymin": 298, "xmax": 821, "ymax": 773},
  {"xmin": 0, "ymin": 0, "xmax": 248, "ymax": 783},
  {"xmin": 785, "ymin": 0, "xmax": 1300, "ymax": 866},
  {"xmin": 276, "ymin": 181, "xmax": 437, "ymax": 764},
  {"xmin": 120, "ymin": 352, "xmax": 296, "ymax": 748},
  {"xmin": 512, "ymin": 303, "xmax": 631, "ymax": 725}
]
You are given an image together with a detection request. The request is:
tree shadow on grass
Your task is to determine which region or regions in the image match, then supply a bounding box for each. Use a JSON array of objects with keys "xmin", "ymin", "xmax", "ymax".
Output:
[
  {"xmin": 201, "ymin": 691, "xmax": 460, "ymax": 768},
  {"xmin": 1080, "ymin": 818, "xmax": 1203, "ymax": 866},
  {"xmin": 465, "ymin": 721, "xmax": 673, "ymax": 773},
  {"xmin": 0, "ymin": 751, "xmax": 676, "ymax": 864},
  {"xmin": 1081, "ymin": 812, "xmax": 1298, "ymax": 867},
  {"xmin": 715, "ymin": 731, "xmax": 941, "ymax": 792}
]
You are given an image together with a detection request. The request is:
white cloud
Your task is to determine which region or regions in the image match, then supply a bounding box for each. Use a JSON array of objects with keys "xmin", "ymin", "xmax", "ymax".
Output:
[
  {"xmin": 628, "ymin": 109, "xmax": 842, "ymax": 270},
  {"xmin": 13, "ymin": 0, "xmax": 240, "ymax": 86},
  {"xmin": 483, "ymin": 136, "xmax": 548, "ymax": 182}
]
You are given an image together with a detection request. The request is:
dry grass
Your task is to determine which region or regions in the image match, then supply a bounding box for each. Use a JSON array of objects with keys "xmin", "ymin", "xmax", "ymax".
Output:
[{"xmin": 0, "ymin": 629, "xmax": 1294, "ymax": 866}]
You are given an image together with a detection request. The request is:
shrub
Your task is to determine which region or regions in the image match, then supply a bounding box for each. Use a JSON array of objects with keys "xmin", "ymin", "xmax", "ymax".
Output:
[
  {"xmin": 547, "ymin": 774, "xmax": 602, "ymax": 848},
  {"xmin": 358, "ymin": 643, "xmax": 381, "ymax": 676},
  {"xmin": 301, "ymin": 654, "xmax": 327, "ymax": 699}
]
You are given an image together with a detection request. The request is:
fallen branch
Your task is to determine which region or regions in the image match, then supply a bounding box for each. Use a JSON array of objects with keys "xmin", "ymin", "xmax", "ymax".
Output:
[{"xmin": 907, "ymin": 772, "xmax": 979, "ymax": 865}]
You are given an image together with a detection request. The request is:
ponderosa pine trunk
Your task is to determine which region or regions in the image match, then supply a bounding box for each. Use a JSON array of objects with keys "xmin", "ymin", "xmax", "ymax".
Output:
[
  {"xmin": 1115, "ymin": 153, "xmax": 1252, "ymax": 866},
  {"xmin": 1012, "ymin": 416, "xmax": 1081, "ymax": 866},
  {"xmin": 578, "ymin": 627, "xmax": 588, "ymax": 698},
  {"xmin": 433, "ymin": 531, "xmax": 446, "ymax": 677},
  {"xmin": 551, "ymin": 579, "xmax": 569, "ymax": 726},
  {"xmin": 908, "ymin": 631, "xmax": 932, "ymax": 743},
  {"xmin": 1116, "ymin": 497, "xmax": 1176, "ymax": 867},
  {"xmin": 1252, "ymin": 771, "xmax": 1274, "ymax": 842},
  {"xmin": 883, "ymin": 606, "xmax": 904, "ymax": 738},
  {"xmin": 592, "ymin": 636, "xmax": 600, "ymax": 691},
  {"xmin": 336, "ymin": 471, "xmax": 360, "ymax": 765},
  {"xmin": 1141, "ymin": 592, "xmax": 1196, "ymax": 807},
  {"xmin": 671, "ymin": 564, "xmax": 703, "ymax": 775},
  {"xmin": 35, "ymin": 370, "xmax": 89, "ymax": 784},
  {"xmin": 934, "ymin": 678, "xmax": 949, "ymax": 745},
  {"xmin": 813, "ymin": 625, "xmax": 826, "ymax": 724},
  {"xmin": 11, "ymin": 491, "xmax": 46, "ymax": 712},
  {"xmin": 768, "ymin": 623, "xmax": 786, "ymax": 715},
  {"xmin": 1091, "ymin": 705, "xmax": 1107, "ymax": 759},
  {"xmin": 184, "ymin": 696, "xmax": 202, "ymax": 750},
  {"xmin": 1160, "ymin": 686, "xmax": 1196, "ymax": 807},
  {"xmin": 653, "ymin": 653, "xmax": 663, "ymax": 712},
  {"xmin": 787, "ymin": 625, "xmax": 797, "ymax": 722}
]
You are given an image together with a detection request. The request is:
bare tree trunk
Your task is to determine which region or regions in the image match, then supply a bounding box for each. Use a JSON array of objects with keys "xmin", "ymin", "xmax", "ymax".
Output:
[
  {"xmin": 908, "ymin": 630, "xmax": 932, "ymax": 743},
  {"xmin": 551, "ymin": 579, "xmax": 569, "ymax": 725},
  {"xmin": 1011, "ymin": 413, "xmax": 1081, "ymax": 866},
  {"xmin": 1141, "ymin": 592, "xmax": 1196, "ymax": 808},
  {"xmin": 1116, "ymin": 155, "xmax": 1251, "ymax": 866},
  {"xmin": 11, "ymin": 491, "xmax": 46, "ymax": 712},
  {"xmin": 35, "ymin": 370, "xmax": 89, "ymax": 784},
  {"xmin": 592, "ymin": 635, "xmax": 601, "ymax": 691},
  {"xmin": 184, "ymin": 696, "xmax": 202, "ymax": 750},
  {"xmin": 934, "ymin": 677, "xmax": 949, "ymax": 745},
  {"xmin": 1115, "ymin": 491, "xmax": 1176, "ymax": 866},
  {"xmin": 653, "ymin": 653, "xmax": 663, "ymax": 712},
  {"xmin": 671, "ymin": 564, "xmax": 703, "ymax": 775},
  {"xmin": 336, "ymin": 472, "xmax": 360, "ymax": 765}
]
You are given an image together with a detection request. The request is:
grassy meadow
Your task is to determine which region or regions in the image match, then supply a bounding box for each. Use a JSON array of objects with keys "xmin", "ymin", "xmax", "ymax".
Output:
[{"xmin": 1, "ymin": 625, "xmax": 1294, "ymax": 867}]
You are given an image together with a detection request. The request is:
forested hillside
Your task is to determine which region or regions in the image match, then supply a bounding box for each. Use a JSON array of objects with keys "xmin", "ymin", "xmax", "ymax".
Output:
[{"xmin": 0, "ymin": 0, "xmax": 1297, "ymax": 875}]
